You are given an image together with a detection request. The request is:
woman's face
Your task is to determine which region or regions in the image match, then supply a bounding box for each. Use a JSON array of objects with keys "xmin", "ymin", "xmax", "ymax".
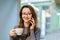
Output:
[{"xmin": 22, "ymin": 7, "xmax": 32, "ymax": 22}]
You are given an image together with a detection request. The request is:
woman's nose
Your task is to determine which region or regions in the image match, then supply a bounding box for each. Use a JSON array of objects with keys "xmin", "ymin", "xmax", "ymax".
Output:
[{"xmin": 25, "ymin": 14, "xmax": 29, "ymax": 16}]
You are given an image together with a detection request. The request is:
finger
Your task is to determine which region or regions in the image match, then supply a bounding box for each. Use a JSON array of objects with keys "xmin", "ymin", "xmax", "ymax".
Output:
[
  {"xmin": 10, "ymin": 29, "xmax": 16, "ymax": 34},
  {"xmin": 10, "ymin": 32, "xmax": 16, "ymax": 36},
  {"xmin": 11, "ymin": 29, "xmax": 16, "ymax": 32},
  {"xmin": 10, "ymin": 31, "xmax": 16, "ymax": 34},
  {"xmin": 31, "ymin": 18, "xmax": 35, "ymax": 23}
]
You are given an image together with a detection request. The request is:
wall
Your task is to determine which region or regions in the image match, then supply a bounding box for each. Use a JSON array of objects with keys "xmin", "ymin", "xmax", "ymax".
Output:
[{"xmin": 0, "ymin": 0, "xmax": 18, "ymax": 40}]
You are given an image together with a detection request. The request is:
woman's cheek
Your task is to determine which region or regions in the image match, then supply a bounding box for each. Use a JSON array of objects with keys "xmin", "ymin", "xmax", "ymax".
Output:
[
  {"xmin": 29, "ymin": 17, "xmax": 32, "ymax": 20},
  {"xmin": 22, "ymin": 15, "xmax": 25, "ymax": 18}
]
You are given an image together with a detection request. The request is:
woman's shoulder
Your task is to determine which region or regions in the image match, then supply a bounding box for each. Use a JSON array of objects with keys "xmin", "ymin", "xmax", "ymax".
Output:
[{"xmin": 35, "ymin": 27, "xmax": 41, "ymax": 34}]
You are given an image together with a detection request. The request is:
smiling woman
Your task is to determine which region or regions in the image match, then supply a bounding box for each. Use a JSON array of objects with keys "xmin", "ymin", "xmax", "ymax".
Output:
[{"xmin": 9, "ymin": 5, "xmax": 40, "ymax": 40}]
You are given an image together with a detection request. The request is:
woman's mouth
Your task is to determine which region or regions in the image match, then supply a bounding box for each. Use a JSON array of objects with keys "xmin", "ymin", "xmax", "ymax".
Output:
[{"xmin": 24, "ymin": 18, "xmax": 29, "ymax": 20}]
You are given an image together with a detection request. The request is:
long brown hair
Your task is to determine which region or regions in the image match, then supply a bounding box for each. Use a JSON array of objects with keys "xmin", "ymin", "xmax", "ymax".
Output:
[{"xmin": 18, "ymin": 5, "xmax": 37, "ymax": 36}]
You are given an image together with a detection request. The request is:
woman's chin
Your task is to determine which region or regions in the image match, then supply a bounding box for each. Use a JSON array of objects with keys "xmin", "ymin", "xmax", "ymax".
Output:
[{"xmin": 24, "ymin": 20, "xmax": 29, "ymax": 23}]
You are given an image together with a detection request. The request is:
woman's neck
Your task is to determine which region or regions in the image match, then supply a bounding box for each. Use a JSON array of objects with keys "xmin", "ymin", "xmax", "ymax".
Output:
[{"xmin": 24, "ymin": 22, "xmax": 30, "ymax": 27}]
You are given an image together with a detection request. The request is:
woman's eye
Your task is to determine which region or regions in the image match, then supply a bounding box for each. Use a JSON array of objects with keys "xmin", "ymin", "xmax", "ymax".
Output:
[
  {"xmin": 22, "ymin": 13, "xmax": 31, "ymax": 15},
  {"xmin": 22, "ymin": 13, "xmax": 25, "ymax": 15},
  {"xmin": 28, "ymin": 13, "xmax": 31, "ymax": 15}
]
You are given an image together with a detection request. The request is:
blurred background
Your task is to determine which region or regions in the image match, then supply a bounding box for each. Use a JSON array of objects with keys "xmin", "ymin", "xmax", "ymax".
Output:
[
  {"xmin": 0, "ymin": 0, "xmax": 18, "ymax": 40},
  {"xmin": 0, "ymin": 0, "xmax": 60, "ymax": 40}
]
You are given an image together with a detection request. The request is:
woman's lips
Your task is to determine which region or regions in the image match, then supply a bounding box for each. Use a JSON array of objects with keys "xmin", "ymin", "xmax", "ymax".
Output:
[{"xmin": 24, "ymin": 18, "xmax": 29, "ymax": 20}]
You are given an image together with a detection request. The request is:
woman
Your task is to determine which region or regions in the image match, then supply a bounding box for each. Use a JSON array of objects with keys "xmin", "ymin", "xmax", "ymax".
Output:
[{"xmin": 9, "ymin": 5, "xmax": 40, "ymax": 40}]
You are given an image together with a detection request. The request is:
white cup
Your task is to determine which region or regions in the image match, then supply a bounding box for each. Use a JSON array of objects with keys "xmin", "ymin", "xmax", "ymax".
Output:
[{"xmin": 15, "ymin": 28, "xmax": 24, "ymax": 35}]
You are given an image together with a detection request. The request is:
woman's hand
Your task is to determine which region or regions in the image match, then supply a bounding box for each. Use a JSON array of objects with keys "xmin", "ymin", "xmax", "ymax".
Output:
[
  {"xmin": 9, "ymin": 29, "xmax": 16, "ymax": 36},
  {"xmin": 30, "ymin": 18, "xmax": 35, "ymax": 29}
]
